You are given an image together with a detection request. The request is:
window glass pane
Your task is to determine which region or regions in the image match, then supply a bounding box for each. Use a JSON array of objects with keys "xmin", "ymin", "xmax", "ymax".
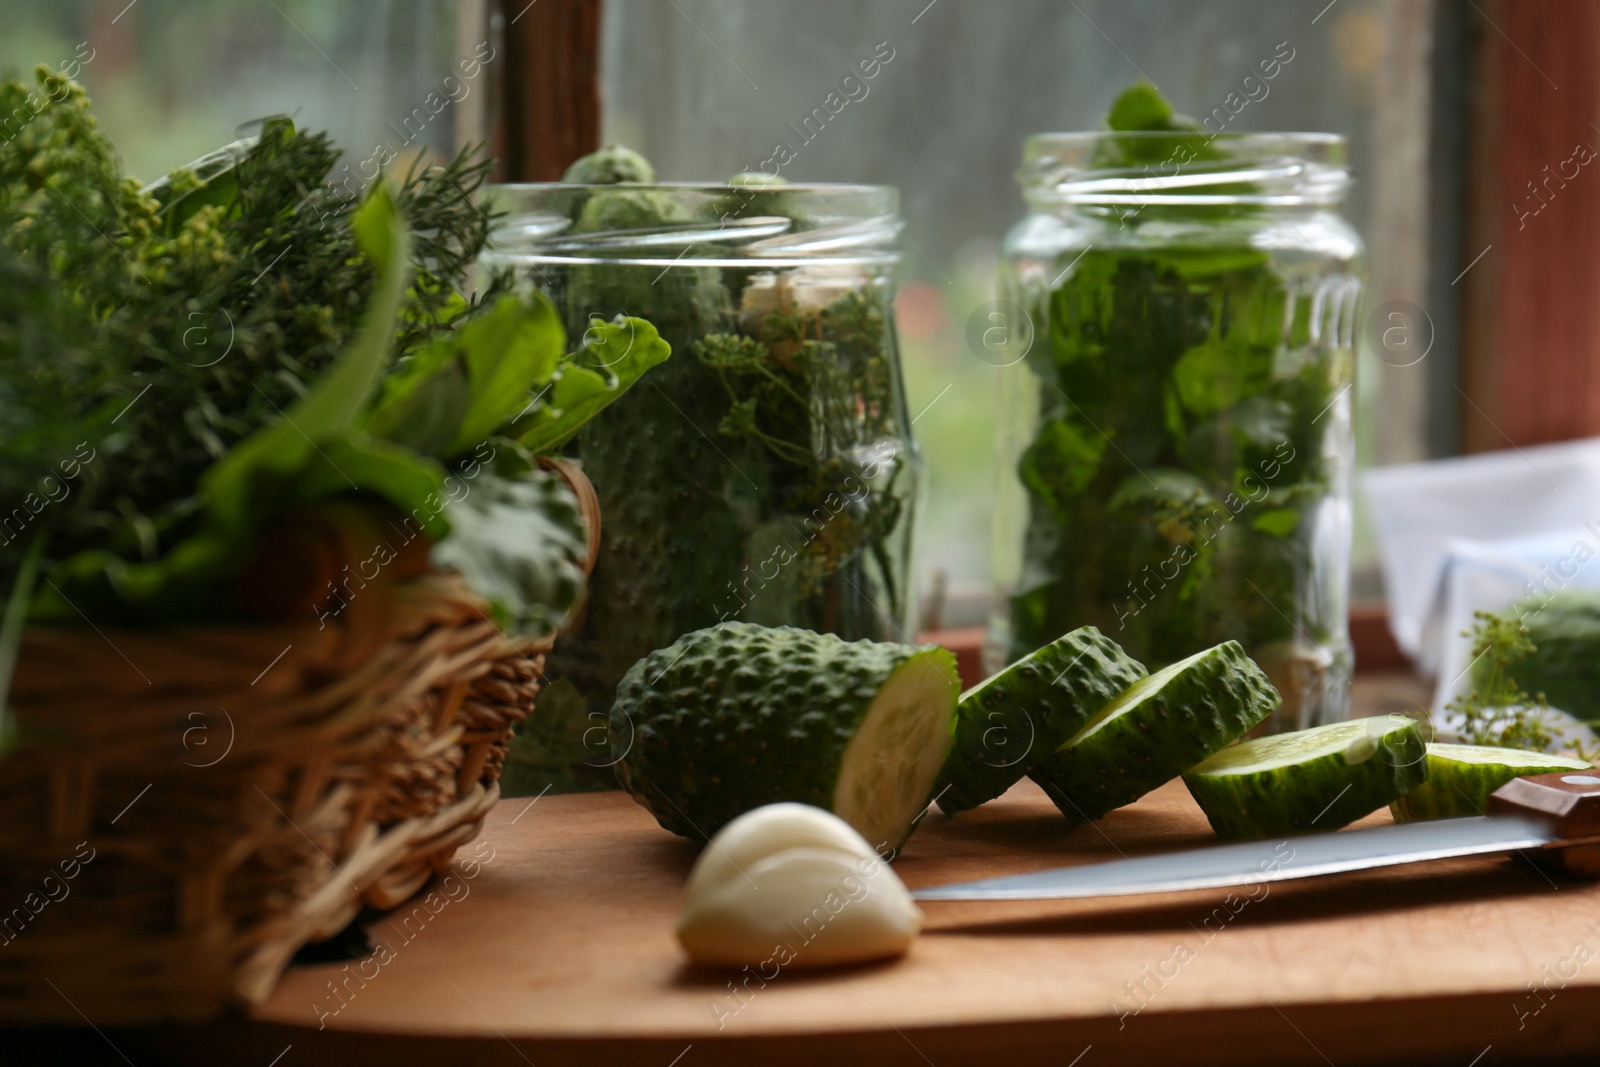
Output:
[
  {"xmin": 602, "ymin": 0, "xmax": 1386, "ymax": 624},
  {"xmin": 3, "ymin": 1, "xmax": 477, "ymax": 184}
]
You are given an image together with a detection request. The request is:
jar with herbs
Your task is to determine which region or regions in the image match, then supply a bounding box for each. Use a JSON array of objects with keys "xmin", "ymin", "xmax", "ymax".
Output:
[
  {"xmin": 992, "ymin": 87, "xmax": 1365, "ymax": 732},
  {"xmin": 484, "ymin": 150, "xmax": 921, "ymax": 789}
]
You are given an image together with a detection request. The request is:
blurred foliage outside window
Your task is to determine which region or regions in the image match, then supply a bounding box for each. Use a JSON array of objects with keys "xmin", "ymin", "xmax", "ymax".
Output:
[{"xmin": 2, "ymin": 1, "xmax": 477, "ymax": 191}]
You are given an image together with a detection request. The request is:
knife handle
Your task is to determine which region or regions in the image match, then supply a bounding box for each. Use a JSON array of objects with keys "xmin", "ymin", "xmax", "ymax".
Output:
[{"xmin": 1488, "ymin": 771, "xmax": 1600, "ymax": 878}]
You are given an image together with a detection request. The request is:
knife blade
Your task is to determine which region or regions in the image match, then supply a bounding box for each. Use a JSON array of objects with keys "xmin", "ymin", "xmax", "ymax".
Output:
[{"xmin": 913, "ymin": 771, "xmax": 1600, "ymax": 902}]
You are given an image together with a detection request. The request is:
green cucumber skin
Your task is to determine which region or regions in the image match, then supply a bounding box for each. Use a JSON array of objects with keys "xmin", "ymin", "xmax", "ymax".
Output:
[
  {"xmin": 1390, "ymin": 776, "xmax": 1476, "ymax": 822},
  {"xmin": 1392, "ymin": 747, "xmax": 1592, "ymax": 822},
  {"xmin": 1030, "ymin": 640, "xmax": 1279, "ymax": 824},
  {"xmin": 1184, "ymin": 720, "xmax": 1427, "ymax": 840},
  {"xmin": 937, "ymin": 627, "xmax": 1147, "ymax": 816},
  {"xmin": 610, "ymin": 622, "xmax": 957, "ymax": 841}
]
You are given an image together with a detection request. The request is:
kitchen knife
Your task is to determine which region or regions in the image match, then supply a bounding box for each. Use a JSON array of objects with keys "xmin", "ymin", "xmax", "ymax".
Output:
[{"xmin": 913, "ymin": 771, "xmax": 1600, "ymax": 901}]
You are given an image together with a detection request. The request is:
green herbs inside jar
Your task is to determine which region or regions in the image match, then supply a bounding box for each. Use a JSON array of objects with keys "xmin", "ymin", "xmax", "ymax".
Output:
[
  {"xmin": 993, "ymin": 84, "xmax": 1364, "ymax": 731},
  {"xmin": 485, "ymin": 153, "xmax": 921, "ymax": 791}
]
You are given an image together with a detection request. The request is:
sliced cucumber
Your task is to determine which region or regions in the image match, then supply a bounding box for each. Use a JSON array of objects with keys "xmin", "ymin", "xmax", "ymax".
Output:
[
  {"xmin": 1183, "ymin": 715, "xmax": 1427, "ymax": 839},
  {"xmin": 832, "ymin": 652, "xmax": 965, "ymax": 850},
  {"xmin": 936, "ymin": 627, "xmax": 1147, "ymax": 816},
  {"xmin": 611, "ymin": 623, "xmax": 961, "ymax": 850},
  {"xmin": 1030, "ymin": 641, "xmax": 1279, "ymax": 824},
  {"xmin": 1391, "ymin": 743, "xmax": 1592, "ymax": 822}
]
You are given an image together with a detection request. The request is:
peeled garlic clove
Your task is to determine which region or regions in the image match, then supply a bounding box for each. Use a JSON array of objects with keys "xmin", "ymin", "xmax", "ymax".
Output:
[
  {"xmin": 677, "ymin": 846, "xmax": 920, "ymax": 969},
  {"xmin": 684, "ymin": 802, "xmax": 881, "ymax": 899}
]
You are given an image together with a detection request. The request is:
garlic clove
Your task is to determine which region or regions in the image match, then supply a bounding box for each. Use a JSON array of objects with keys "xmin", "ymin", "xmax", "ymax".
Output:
[
  {"xmin": 684, "ymin": 802, "xmax": 881, "ymax": 899},
  {"xmin": 677, "ymin": 846, "xmax": 921, "ymax": 969}
]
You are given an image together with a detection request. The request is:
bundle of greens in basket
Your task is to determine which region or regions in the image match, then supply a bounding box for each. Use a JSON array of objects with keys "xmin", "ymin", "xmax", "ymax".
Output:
[{"xmin": 0, "ymin": 68, "xmax": 669, "ymax": 736}]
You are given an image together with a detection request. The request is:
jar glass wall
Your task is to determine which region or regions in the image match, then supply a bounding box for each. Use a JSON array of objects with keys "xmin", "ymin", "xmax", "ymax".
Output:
[
  {"xmin": 484, "ymin": 183, "xmax": 920, "ymax": 786},
  {"xmin": 991, "ymin": 133, "xmax": 1364, "ymax": 732}
]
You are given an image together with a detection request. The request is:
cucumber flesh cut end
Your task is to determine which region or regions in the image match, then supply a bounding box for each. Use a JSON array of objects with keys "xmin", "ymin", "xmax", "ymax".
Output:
[
  {"xmin": 1035, "ymin": 640, "xmax": 1278, "ymax": 824},
  {"xmin": 1064, "ymin": 649, "xmax": 1203, "ymax": 750},
  {"xmin": 1192, "ymin": 717, "xmax": 1393, "ymax": 775},
  {"xmin": 833, "ymin": 653, "xmax": 959, "ymax": 853},
  {"xmin": 1420, "ymin": 742, "xmax": 1591, "ymax": 768},
  {"xmin": 1390, "ymin": 743, "xmax": 1593, "ymax": 822},
  {"xmin": 1184, "ymin": 714, "xmax": 1427, "ymax": 840}
]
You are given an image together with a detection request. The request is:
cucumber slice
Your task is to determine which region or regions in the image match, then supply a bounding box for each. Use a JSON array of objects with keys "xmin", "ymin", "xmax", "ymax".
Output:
[
  {"xmin": 1030, "ymin": 641, "xmax": 1279, "ymax": 824},
  {"xmin": 936, "ymin": 627, "xmax": 1147, "ymax": 816},
  {"xmin": 610, "ymin": 623, "xmax": 961, "ymax": 851},
  {"xmin": 1391, "ymin": 743, "xmax": 1592, "ymax": 822},
  {"xmin": 1182, "ymin": 714, "xmax": 1427, "ymax": 839}
]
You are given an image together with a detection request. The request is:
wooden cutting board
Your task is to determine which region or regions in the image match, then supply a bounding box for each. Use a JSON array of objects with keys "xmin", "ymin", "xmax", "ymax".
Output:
[{"xmin": 148, "ymin": 780, "xmax": 1600, "ymax": 1065}]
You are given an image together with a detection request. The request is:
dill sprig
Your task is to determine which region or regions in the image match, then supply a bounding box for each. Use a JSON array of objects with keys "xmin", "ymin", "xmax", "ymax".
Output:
[
  {"xmin": 693, "ymin": 287, "xmax": 905, "ymax": 612},
  {"xmin": 1443, "ymin": 610, "xmax": 1599, "ymax": 759}
]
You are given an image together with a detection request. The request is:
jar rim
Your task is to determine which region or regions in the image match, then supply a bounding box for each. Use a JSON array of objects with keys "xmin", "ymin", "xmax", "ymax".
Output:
[
  {"xmin": 1019, "ymin": 132, "xmax": 1351, "ymax": 208},
  {"xmin": 490, "ymin": 181, "xmax": 897, "ymax": 210},
  {"xmin": 484, "ymin": 183, "xmax": 902, "ymax": 266},
  {"xmin": 1024, "ymin": 130, "xmax": 1346, "ymax": 146}
]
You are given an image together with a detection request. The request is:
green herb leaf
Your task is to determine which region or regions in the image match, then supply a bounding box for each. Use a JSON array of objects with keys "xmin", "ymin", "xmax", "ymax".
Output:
[
  {"xmin": 1171, "ymin": 338, "xmax": 1274, "ymax": 416},
  {"xmin": 512, "ymin": 315, "xmax": 671, "ymax": 454},
  {"xmin": 34, "ymin": 179, "xmax": 414, "ymax": 618},
  {"xmin": 432, "ymin": 457, "xmax": 588, "ymax": 636},
  {"xmin": 1250, "ymin": 508, "xmax": 1299, "ymax": 537},
  {"xmin": 1447, "ymin": 610, "xmax": 1568, "ymax": 756},
  {"xmin": 1020, "ymin": 418, "xmax": 1106, "ymax": 504},
  {"xmin": 1106, "ymin": 80, "xmax": 1178, "ymax": 132},
  {"xmin": 365, "ymin": 292, "xmax": 566, "ymax": 457},
  {"xmin": 203, "ymin": 179, "xmax": 412, "ymax": 536},
  {"xmin": 289, "ymin": 438, "xmax": 451, "ymax": 541},
  {"xmin": 1098, "ymin": 80, "xmax": 1215, "ymax": 169}
]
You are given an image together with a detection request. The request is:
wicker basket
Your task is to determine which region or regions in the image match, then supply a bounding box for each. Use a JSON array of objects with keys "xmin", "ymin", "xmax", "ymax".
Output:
[{"xmin": 0, "ymin": 460, "xmax": 599, "ymax": 1025}]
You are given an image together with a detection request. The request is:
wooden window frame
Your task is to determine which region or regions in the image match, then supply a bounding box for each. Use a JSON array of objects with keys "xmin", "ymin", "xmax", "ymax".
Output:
[{"xmin": 490, "ymin": 0, "xmax": 603, "ymax": 182}]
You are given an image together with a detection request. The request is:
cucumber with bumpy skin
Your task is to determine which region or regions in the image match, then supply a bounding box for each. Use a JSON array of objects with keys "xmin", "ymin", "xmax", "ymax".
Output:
[
  {"xmin": 561, "ymin": 143, "xmax": 656, "ymax": 184},
  {"xmin": 1183, "ymin": 715, "xmax": 1427, "ymax": 839},
  {"xmin": 1391, "ymin": 743, "xmax": 1591, "ymax": 822},
  {"xmin": 937, "ymin": 627, "xmax": 1146, "ymax": 816},
  {"xmin": 610, "ymin": 622, "xmax": 960, "ymax": 851},
  {"xmin": 1031, "ymin": 640, "xmax": 1278, "ymax": 823}
]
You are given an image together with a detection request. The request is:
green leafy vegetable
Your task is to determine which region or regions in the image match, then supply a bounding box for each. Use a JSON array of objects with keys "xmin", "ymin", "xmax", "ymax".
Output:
[
  {"xmin": 30, "ymin": 180, "xmax": 427, "ymax": 621},
  {"xmin": 1006, "ymin": 81, "xmax": 1355, "ymax": 728},
  {"xmin": 0, "ymin": 68, "xmax": 502, "ymax": 598},
  {"xmin": 367, "ymin": 293, "xmax": 565, "ymax": 456},
  {"xmin": 1, "ymin": 71, "xmax": 670, "ymax": 639},
  {"xmin": 142, "ymin": 129, "xmax": 260, "ymax": 235},
  {"xmin": 512, "ymin": 315, "xmax": 671, "ymax": 454},
  {"xmin": 432, "ymin": 450, "xmax": 588, "ymax": 635},
  {"xmin": 1484, "ymin": 590, "xmax": 1600, "ymax": 727}
]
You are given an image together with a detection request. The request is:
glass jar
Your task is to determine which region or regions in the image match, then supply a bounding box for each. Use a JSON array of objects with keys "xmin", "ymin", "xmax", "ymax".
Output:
[
  {"xmin": 483, "ymin": 183, "xmax": 920, "ymax": 788},
  {"xmin": 991, "ymin": 132, "xmax": 1364, "ymax": 732}
]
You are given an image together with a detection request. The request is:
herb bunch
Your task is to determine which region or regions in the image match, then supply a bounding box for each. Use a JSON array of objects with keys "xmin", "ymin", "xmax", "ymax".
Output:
[
  {"xmin": 0, "ymin": 67, "xmax": 498, "ymax": 593},
  {"xmin": 1445, "ymin": 611, "xmax": 1560, "ymax": 752},
  {"xmin": 1446, "ymin": 609, "xmax": 1600, "ymax": 762},
  {"xmin": 699, "ymin": 289, "xmax": 904, "ymax": 610}
]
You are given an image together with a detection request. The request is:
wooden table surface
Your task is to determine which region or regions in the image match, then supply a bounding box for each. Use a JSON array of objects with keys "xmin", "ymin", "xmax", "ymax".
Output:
[
  {"xmin": 69, "ymin": 764, "xmax": 1600, "ymax": 1067},
  {"xmin": 20, "ymin": 669, "xmax": 1582, "ymax": 1067}
]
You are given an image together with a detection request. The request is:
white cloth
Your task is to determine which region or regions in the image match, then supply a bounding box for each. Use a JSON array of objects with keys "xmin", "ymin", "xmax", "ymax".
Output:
[{"xmin": 1361, "ymin": 437, "xmax": 1600, "ymax": 700}]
